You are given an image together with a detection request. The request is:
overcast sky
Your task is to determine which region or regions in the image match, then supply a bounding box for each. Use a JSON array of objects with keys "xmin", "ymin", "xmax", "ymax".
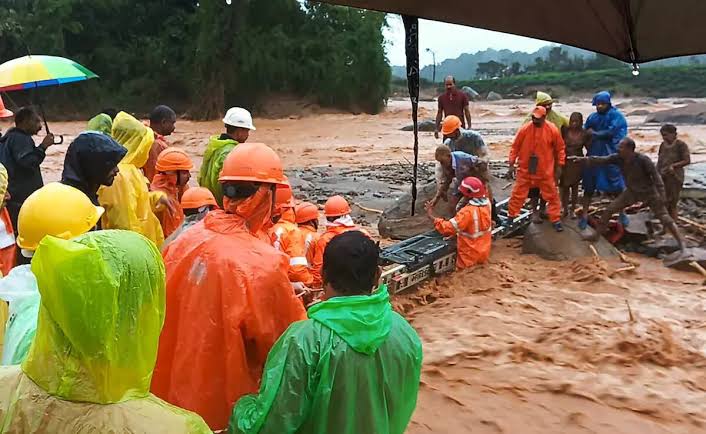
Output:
[{"xmin": 384, "ymin": 17, "xmax": 551, "ymax": 67}]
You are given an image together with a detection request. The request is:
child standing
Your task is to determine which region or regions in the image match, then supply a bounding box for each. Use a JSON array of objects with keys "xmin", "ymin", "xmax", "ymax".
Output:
[
  {"xmin": 657, "ymin": 124, "xmax": 691, "ymax": 220},
  {"xmin": 561, "ymin": 112, "xmax": 592, "ymax": 218}
]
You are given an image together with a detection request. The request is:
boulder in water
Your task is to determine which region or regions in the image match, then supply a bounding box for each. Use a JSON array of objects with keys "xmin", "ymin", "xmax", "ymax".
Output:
[
  {"xmin": 486, "ymin": 91, "xmax": 503, "ymax": 101},
  {"xmin": 522, "ymin": 218, "xmax": 617, "ymax": 261},
  {"xmin": 400, "ymin": 119, "xmax": 437, "ymax": 132},
  {"xmin": 378, "ymin": 182, "xmax": 455, "ymax": 239},
  {"xmin": 645, "ymin": 103, "xmax": 706, "ymax": 124},
  {"xmin": 461, "ymin": 86, "xmax": 480, "ymax": 101},
  {"xmin": 663, "ymin": 247, "xmax": 706, "ymax": 271}
]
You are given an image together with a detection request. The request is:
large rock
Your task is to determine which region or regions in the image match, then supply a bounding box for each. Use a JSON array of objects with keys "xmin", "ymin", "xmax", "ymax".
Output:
[
  {"xmin": 378, "ymin": 175, "xmax": 510, "ymax": 239},
  {"xmin": 522, "ymin": 219, "xmax": 618, "ymax": 261},
  {"xmin": 663, "ymin": 247, "xmax": 706, "ymax": 271},
  {"xmin": 645, "ymin": 103, "xmax": 706, "ymax": 124},
  {"xmin": 461, "ymin": 86, "xmax": 480, "ymax": 101},
  {"xmin": 378, "ymin": 182, "xmax": 455, "ymax": 239},
  {"xmin": 486, "ymin": 91, "xmax": 503, "ymax": 101},
  {"xmin": 400, "ymin": 119, "xmax": 436, "ymax": 132}
]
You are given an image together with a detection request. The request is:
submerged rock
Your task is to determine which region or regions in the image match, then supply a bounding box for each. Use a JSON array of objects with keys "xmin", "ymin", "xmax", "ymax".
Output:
[
  {"xmin": 522, "ymin": 218, "xmax": 617, "ymax": 261},
  {"xmin": 487, "ymin": 91, "xmax": 503, "ymax": 101},
  {"xmin": 400, "ymin": 119, "xmax": 437, "ymax": 132},
  {"xmin": 378, "ymin": 182, "xmax": 454, "ymax": 239},
  {"xmin": 645, "ymin": 103, "xmax": 706, "ymax": 124}
]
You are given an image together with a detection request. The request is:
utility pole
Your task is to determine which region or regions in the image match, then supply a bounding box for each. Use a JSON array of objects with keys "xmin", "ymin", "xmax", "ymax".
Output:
[{"xmin": 425, "ymin": 48, "xmax": 436, "ymax": 83}]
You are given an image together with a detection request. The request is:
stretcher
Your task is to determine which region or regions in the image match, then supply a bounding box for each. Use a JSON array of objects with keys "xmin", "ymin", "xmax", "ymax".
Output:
[{"xmin": 379, "ymin": 198, "xmax": 532, "ymax": 293}]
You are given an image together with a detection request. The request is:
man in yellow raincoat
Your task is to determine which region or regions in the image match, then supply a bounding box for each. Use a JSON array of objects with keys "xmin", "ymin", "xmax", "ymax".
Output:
[
  {"xmin": 98, "ymin": 111, "xmax": 167, "ymax": 246},
  {"xmin": 0, "ymin": 230, "xmax": 211, "ymax": 433},
  {"xmin": 198, "ymin": 107, "xmax": 255, "ymax": 207}
]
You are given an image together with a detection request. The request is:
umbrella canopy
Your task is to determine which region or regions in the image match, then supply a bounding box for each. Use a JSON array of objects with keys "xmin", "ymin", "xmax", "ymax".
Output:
[
  {"xmin": 316, "ymin": 0, "xmax": 706, "ymax": 64},
  {"xmin": 0, "ymin": 55, "xmax": 98, "ymax": 92}
]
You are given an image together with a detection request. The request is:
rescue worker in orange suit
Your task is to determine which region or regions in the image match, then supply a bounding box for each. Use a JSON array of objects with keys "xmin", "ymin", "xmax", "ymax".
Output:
[
  {"xmin": 162, "ymin": 187, "xmax": 218, "ymax": 249},
  {"xmin": 310, "ymin": 195, "xmax": 366, "ymax": 288},
  {"xmin": 150, "ymin": 147, "xmax": 194, "ymax": 239},
  {"xmin": 426, "ymin": 176, "xmax": 492, "ymax": 269},
  {"xmin": 151, "ymin": 143, "xmax": 307, "ymax": 431},
  {"xmin": 270, "ymin": 183, "xmax": 313, "ymax": 290},
  {"xmin": 294, "ymin": 201, "xmax": 322, "ymax": 305},
  {"xmin": 507, "ymin": 106, "xmax": 566, "ymax": 232},
  {"xmin": 295, "ymin": 201, "xmax": 320, "ymax": 270}
]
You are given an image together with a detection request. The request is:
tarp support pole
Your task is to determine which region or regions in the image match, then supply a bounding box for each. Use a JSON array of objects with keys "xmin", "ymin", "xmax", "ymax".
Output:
[{"xmin": 402, "ymin": 15, "xmax": 419, "ymax": 216}]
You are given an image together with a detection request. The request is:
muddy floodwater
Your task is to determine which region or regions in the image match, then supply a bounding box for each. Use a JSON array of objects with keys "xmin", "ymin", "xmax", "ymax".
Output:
[{"xmin": 32, "ymin": 97, "xmax": 706, "ymax": 433}]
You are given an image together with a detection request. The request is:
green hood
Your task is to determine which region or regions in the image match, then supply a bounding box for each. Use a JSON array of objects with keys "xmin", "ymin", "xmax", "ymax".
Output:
[
  {"xmin": 198, "ymin": 134, "xmax": 238, "ymax": 207},
  {"xmin": 23, "ymin": 230, "xmax": 166, "ymax": 404},
  {"xmin": 308, "ymin": 285, "xmax": 392, "ymax": 355}
]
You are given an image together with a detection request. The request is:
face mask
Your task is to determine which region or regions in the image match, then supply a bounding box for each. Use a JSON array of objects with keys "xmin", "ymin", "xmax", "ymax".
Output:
[{"xmin": 224, "ymin": 185, "xmax": 274, "ymax": 235}]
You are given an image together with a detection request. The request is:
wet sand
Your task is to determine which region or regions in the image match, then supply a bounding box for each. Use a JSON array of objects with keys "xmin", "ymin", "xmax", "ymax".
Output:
[{"xmin": 30, "ymin": 97, "xmax": 706, "ymax": 433}]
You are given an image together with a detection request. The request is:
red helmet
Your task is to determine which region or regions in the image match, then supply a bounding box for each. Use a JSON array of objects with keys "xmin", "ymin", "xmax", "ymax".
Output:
[{"xmin": 458, "ymin": 177, "xmax": 486, "ymax": 198}]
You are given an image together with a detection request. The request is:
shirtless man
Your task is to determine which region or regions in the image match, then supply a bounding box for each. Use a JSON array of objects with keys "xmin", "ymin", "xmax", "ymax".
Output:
[
  {"xmin": 657, "ymin": 124, "xmax": 691, "ymax": 220},
  {"xmin": 560, "ymin": 112, "xmax": 591, "ymax": 218}
]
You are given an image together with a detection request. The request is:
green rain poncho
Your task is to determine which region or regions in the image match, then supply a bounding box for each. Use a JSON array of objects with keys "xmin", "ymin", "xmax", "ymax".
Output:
[
  {"xmin": 0, "ymin": 230, "xmax": 210, "ymax": 433},
  {"xmin": 198, "ymin": 134, "xmax": 238, "ymax": 207},
  {"xmin": 230, "ymin": 285, "xmax": 423, "ymax": 434},
  {"xmin": 87, "ymin": 113, "xmax": 113, "ymax": 136}
]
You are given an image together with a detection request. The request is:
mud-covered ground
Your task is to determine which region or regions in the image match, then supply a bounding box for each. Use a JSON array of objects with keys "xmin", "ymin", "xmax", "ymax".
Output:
[{"xmin": 25, "ymin": 97, "xmax": 706, "ymax": 433}]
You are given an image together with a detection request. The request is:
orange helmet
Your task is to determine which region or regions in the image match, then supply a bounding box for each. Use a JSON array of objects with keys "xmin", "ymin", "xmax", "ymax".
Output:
[
  {"xmin": 0, "ymin": 96, "xmax": 13, "ymax": 118},
  {"xmin": 295, "ymin": 202, "xmax": 319, "ymax": 224},
  {"xmin": 441, "ymin": 115, "xmax": 462, "ymax": 136},
  {"xmin": 219, "ymin": 142, "xmax": 287, "ymax": 185},
  {"xmin": 324, "ymin": 195, "xmax": 351, "ymax": 217},
  {"xmin": 181, "ymin": 187, "xmax": 218, "ymax": 209},
  {"xmin": 275, "ymin": 183, "xmax": 295, "ymax": 209},
  {"xmin": 156, "ymin": 147, "xmax": 193, "ymax": 172}
]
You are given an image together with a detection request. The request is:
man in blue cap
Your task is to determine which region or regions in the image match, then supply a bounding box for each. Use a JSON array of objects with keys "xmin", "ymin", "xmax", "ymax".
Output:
[{"xmin": 581, "ymin": 91, "xmax": 628, "ymax": 229}]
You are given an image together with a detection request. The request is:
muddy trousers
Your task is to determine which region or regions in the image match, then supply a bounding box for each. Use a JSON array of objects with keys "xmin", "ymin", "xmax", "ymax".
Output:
[{"xmin": 508, "ymin": 176, "xmax": 562, "ymax": 223}]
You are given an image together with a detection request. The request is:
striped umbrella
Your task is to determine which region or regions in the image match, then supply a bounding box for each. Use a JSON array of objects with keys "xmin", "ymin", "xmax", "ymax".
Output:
[
  {"xmin": 0, "ymin": 55, "xmax": 98, "ymax": 141},
  {"xmin": 0, "ymin": 55, "xmax": 98, "ymax": 91}
]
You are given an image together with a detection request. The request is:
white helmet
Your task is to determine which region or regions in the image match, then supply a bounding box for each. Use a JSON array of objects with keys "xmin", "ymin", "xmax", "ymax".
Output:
[{"xmin": 223, "ymin": 107, "xmax": 256, "ymax": 131}]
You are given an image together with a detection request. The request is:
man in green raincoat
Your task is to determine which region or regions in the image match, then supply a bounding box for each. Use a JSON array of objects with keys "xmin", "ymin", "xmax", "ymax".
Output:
[
  {"xmin": 0, "ymin": 230, "xmax": 210, "ymax": 433},
  {"xmin": 198, "ymin": 107, "xmax": 256, "ymax": 206},
  {"xmin": 230, "ymin": 230, "xmax": 423, "ymax": 434}
]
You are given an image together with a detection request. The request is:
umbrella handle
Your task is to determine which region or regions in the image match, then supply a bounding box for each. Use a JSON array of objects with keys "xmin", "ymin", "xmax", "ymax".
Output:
[{"xmin": 53, "ymin": 135, "xmax": 64, "ymax": 145}]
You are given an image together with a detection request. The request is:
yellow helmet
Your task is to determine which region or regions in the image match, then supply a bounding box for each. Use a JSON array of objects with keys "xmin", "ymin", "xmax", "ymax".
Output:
[{"xmin": 17, "ymin": 183, "xmax": 105, "ymax": 251}]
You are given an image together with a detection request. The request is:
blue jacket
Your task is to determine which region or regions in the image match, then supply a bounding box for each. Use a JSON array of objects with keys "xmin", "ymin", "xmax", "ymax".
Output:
[{"xmin": 583, "ymin": 92, "xmax": 626, "ymax": 193}]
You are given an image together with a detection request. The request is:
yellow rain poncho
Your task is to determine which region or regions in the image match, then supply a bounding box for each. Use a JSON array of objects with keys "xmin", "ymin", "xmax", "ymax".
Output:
[
  {"xmin": 525, "ymin": 91, "xmax": 569, "ymax": 131},
  {"xmin": 0, "ymin": 230, "xmax": 211, "ymax": 433},
  {"xmin": 98, "ymin": 112, "xmax": 165, "ymax": 246}
]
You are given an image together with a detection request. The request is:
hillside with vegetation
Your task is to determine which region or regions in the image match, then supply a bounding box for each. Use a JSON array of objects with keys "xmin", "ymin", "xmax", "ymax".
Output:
[{"xmin": 0, "ymin": 0, "xmax": 390, "ymax": 118}]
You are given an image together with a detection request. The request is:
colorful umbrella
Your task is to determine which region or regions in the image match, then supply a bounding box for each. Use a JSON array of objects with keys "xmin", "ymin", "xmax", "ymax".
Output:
[
  {"xmin": 0, "ymin": 55, "xmax": 98, "ymax": 92},
  {"xmin": 0, "ymin": 55, "xmax": 98, "ymax": 142}
]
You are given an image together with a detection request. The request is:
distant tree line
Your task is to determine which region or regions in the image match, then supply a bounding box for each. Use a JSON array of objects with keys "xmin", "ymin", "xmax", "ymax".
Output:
[{"xmin": 0, "ymin": 0, "xmax": 390, "ymax": 118}]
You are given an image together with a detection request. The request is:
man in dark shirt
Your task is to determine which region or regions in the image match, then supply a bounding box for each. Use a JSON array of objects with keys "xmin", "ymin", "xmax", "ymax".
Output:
[
  {"xmin": 435, "ymin": 76, "xmax": 472, "ymax": 139},
  {"xmin": 0, "ymin": 107, "xmax": 54, "ymax": 231},
  {"xmin": 572, "ymin": 137, "xmax": 685, "ymax": 253}
]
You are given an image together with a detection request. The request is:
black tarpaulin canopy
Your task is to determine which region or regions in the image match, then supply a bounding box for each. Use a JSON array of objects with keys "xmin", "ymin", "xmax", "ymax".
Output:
[{"xmin": 316, "ymin": 0, "xmax": 706, "ymax": 64}]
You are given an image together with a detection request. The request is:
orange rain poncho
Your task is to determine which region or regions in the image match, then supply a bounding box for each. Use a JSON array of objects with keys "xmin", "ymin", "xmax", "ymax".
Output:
[
  {"xmin": 310, "ymin": 217, "xmax": 366, "ymax": 288},
  {"xmin": 434, "ymin": 198, "xmax": 492, "ymax": 269},
  {"xmin": 152, "ymin": 187, "xmax": 307, "ymax": 431},
  {"xmin": 151, "ymin": 174, "xmax": 186, "ymax": 239},
  {"xmin": 271, "ymin": 208, "xmax": 313, "ymax": 286},
  {"xmin": 508, "ymin": 119, "xmax": 566, "ymax": 223},
  {"xmin": 98, "ymin": 112, "xmax": 165, "ymax": 246},
  {"xmin": 299, "ymin": 224, "xmax": 320, "ymax": 278}
]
